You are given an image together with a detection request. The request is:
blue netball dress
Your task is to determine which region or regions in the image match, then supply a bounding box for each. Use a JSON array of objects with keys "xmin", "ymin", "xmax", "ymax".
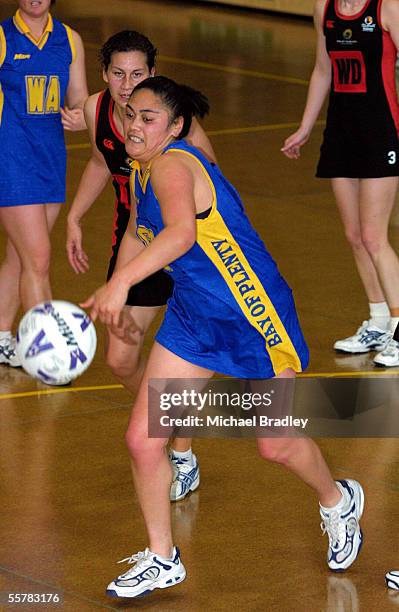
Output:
[
  {"xmin": 0, "ymin": 10, "xmax": 74, "ymax": 206},
  {"xmin": 132, "ymin": 140, "xmax": 309, "ymax": 379}
]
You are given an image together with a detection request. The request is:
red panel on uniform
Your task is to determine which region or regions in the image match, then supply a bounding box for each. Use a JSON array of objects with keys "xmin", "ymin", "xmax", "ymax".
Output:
[{"xmin": 330, "ymin": 50, "xmax": 366, "ymax": 93}]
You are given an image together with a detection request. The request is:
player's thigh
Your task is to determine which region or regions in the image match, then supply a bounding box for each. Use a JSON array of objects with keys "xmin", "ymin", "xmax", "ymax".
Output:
[
  {"xmin": 0, "ymin": 204, "xmax": 53, "ymax": 263},
  {"xmin": 44, "ymin": 202, "xmax": 63, "ymax": 232},
  {"xmin": 331, "ymin": 177, "xmax": 361, "ymax": 234},
  {"xmin": 106, "ymin": 305, "xmax": 161, "ymax": 355},
  {"xmin": 128, "ymin": 341, "xmax": 214, "ymax": 438}
]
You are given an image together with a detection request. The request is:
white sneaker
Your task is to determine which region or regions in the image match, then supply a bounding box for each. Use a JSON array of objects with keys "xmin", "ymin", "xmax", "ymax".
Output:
[
  {"xmin": 320, "ymin": 479, "xmax": 364, "ymax": 572},
  {"xmin": 106, "ymin": 546, "xmax": 186, "ymax": 599},
  {"xmin": 170, "ymin": 454, "xmax": 200, "ymax": 502},
  {"xmin": 0, "ymin": 335, "xmax": 21, "ymax": 367},
  {"xmin": 374, "ymin": 339, "xmax": 399, "ymax": 367},
  {"xmin": 387, "ymin": 570, "xmax": 399, "ymax": 590},
  {"xmin": 334, "ymin": 321, "xmax": 391, "ymax": 354}
]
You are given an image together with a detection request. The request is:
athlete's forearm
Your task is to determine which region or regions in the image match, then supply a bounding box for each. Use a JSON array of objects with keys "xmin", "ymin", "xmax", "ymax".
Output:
[
  {"xmin": 299, "ymin": 66, "xmax": 331, "ymax": 134},
  {"xmin": 114, "ymin": 231, "xmax": 145, "ymax": 271},
  {"xmin": 114, "ymin": 223, "xmax": 195, "ymax": 289},
  {"xmin": 68, "ymin": 156, "xmax": 111, "ymax": 223}
]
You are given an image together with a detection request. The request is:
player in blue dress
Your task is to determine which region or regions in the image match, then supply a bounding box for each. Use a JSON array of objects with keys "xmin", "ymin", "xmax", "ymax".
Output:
[
  {"xmin": 0, "ymin": 0, "xmax": 87, "ymax": 366},
  {"xmin": 83, "ymin": 76, "xmax": 364, "ymax": 598}
]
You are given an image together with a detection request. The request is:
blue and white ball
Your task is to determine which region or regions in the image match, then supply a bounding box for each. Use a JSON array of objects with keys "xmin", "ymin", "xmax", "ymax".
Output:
[{"xmin": 16, "ymin": 300, "xmax": 97, "ymax": 385}]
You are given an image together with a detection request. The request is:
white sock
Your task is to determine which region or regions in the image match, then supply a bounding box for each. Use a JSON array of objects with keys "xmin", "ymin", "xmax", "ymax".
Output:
[
  {"xmin": 390, "ymin": 317, "xmax": 399, "ymax": 334},
  {"xmin": 171, "ymin": 448, "xmax": 193, "ymax": 464},
  {"xmin": 320, "ymin": 482, "xmax": 348, "ymax": 514},
  {"xmin": 369, "ymin": 302, "xmax": 390, "ymax": 330},
  {"xmin": 0, "ymin": 331, "xmax": 12, "ymax": 340}
]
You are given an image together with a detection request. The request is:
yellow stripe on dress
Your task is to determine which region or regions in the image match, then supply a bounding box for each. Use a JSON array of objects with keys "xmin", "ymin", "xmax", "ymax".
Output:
[
  {"xmin": 63, "ymin": 24, "xmax": 76, "ymax": 63},
  {"xmin": 166, "ymin": 148, "xmax": 302, "ymax": 375},
  {"xmin": 0, "ymin": 26, "xmax": 6, "ymax": 68}
]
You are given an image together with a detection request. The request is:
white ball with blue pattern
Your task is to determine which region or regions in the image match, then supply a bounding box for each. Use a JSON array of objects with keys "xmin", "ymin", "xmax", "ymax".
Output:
[{"xmin": 16, "ymin": 300, "xmax": 97, "ymax": 385}]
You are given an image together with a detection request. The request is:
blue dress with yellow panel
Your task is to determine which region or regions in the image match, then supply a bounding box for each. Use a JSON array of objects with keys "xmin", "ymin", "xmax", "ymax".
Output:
[
  {"xmin": 0, "ymin": 10, "xmax": 75, "ymax": 206},
  {"xmin": 132, "ymin": 139, "xmax": 309, "ymax": 378}
]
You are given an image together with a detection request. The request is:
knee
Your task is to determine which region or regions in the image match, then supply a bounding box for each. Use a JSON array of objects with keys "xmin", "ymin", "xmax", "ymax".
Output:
[
  {"xmin": 257, "ymin": 438, "xmax": 298, "ymax": 465},
  {"xmin": 125, "ymin": 427, "xmax": 163, "ymax": 466},
  {"xmin": 24, "ymin": 247, "xmax": 51, "ymax": 278},
  {"xmin": 105, "ymin": 344, "xmax": 140, "ymax": 381},
  {"xmin": 344, "ymin": 228, "xmax": 364, "ymax": 250},
  {"xmin": 361, "ymin": 228, "xmax": 386, "ymax": 258}
]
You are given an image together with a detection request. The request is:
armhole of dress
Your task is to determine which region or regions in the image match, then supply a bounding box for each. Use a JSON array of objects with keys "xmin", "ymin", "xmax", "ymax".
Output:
[
  {"xmin": 376, "ymin": 0, "xmax": 383, "ymax": 29},
  {"xmin": 166, "ymin": 148, "xmax": 217, "ymax": 219},
  {"xmin": 322, "ymin": 0, "xmax": 330, "ymax": 29},
  {"xmin": 0, "ymin": 26, "xmax": 6, "ymax": 69},
  {"xmin": 63, "ymin": 24, "xmax": 76, "ymax": 64},
  {"xmin": 95, "ymin": 90, "xmax": 106, "ymax": 136},
  {"xmin": 130, "ymin": 167, "xmax": 137, "ymax": 206}
]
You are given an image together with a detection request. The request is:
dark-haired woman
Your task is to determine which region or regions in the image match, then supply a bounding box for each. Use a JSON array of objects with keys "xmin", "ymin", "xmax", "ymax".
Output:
[
  {"xmin": 282, "ymin": 0, "xmax": 399, "ymax": 367},
  {"xmin": 83, "ymin": 76, "xmax": 364, "ymax": 598},
  {"xmin": 67, "ymin": 31, "xmax": 215, "ymax": 501},
  {"xmin": 0, "ymin": 0, "xmax": 87, "ymax": 366}
]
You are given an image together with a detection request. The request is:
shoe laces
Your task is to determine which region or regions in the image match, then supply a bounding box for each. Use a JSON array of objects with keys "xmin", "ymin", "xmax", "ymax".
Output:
[
  {"xmin": 117, "ymin": 549, "xmax": 152, "ymax": 577},
  {"xmin": 320, "ymin": 511, "xmax": 347, "ymax": 548},
  {"xmin": 380, "ymin": 338, "xmax": 399, "ymax": 357},
  {"xmin": 357, "ymin": 320, "xmax": 370, "ymax": 335}
]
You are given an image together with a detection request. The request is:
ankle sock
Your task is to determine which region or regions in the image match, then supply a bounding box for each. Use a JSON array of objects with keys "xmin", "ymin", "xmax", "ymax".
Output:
[
  {"xmin": 369, "ymin": 302, "xmax": 390, "ymax": 330},
  {"xmin": 320, "ymin": 482, "xmax": 348, "ymax": 514},
  {"xmin": 171, "ymin": 448, "xmax": 194, "ymax": 464}
]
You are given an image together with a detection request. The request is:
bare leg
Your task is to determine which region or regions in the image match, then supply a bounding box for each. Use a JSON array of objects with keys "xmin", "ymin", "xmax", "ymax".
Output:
[
  {"xmin": 256, "ymin": 368, "xmax": 341, "ymax": 507},
  {"xmin": 358, "ymin": 177, "xmax": 399, "ymax": 312},
  {"xmin": 105, "ymin": 305, "xmax": 160, "ymax": 393},
  {"xmin": 332, "ymin": 178, "xmax": 385, "ymax": 303},
  {"xmin": 0, "ymin": 202, "xmax": 61, "ymax": 328},
  {"xmin": 0, "ymin": 203, "xmax": 61, "ymax": 312},
  {"xmin": 0, "ymin": 240, "xmax": 21, "ymax": 330},
  {"xmin": 125, "ymin": 342, "xmax": 213, "ymax": 556},
  {"xmin": 105, "ymin": 306, "xmax": 194, "ymax": 454}
]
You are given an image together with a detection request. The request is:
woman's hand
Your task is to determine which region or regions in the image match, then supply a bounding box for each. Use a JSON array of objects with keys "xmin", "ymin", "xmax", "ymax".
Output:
[
  {"xmin": 80, "ymin": 275, "xmax": 129, "ymax": 328},
  {"xmin": 281, "ymin": 128, "xmax": 310, "ymax": 159},
  {"xmin": 61, "ymin": 106, "xmax": 87, "ymax": 131},
  {"xmin": 66, "ymin": 218, "xmax": 89, "ymax": 274}
]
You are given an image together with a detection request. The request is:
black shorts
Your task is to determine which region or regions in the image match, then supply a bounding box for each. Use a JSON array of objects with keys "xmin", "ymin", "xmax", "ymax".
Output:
[{"xmin": 107, "ymin": 254, "xmax": 174, "ymax": 307}]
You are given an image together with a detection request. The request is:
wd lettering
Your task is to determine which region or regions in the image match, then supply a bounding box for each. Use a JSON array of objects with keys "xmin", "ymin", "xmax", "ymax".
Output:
[
  {"xmin": 25, "ymin": 75, "xmax": 61, "ymax": 114},
  {"xmin": 330, "ymin": 51, "xmax": 366, "ymax": 93}
]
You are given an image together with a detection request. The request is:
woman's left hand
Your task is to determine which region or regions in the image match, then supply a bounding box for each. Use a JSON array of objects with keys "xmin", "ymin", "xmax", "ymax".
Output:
[
  {"xmin": 80, "ymin": 276, "xmax": 129, "ymax": 327},
  {"xmin": 61, "ymin": 106, "xmax": 87, "ymax": 131}
]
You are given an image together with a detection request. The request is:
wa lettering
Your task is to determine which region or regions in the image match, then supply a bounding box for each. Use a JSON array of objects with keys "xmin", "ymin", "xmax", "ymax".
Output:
[{"xmin": 25, "ymin": 75, "xmax": 60, "ymax": 114}]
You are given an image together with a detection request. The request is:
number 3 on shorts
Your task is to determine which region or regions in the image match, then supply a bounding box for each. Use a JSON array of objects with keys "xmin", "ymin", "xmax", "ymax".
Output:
[{"xmin": 388, "ymin": 151, "xmax": 397, "ymax": 165}]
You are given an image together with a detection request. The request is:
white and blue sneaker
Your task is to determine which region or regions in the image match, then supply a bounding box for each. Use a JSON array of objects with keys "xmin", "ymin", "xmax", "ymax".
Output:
[
  {"xmin": 374, "ymin": 338, "xmax": 399, "ymax": 367},
  {"xmin": 386, "ymin": 570, "xmax": 399, "ymax": 590},
  {"xmin": 320, "ymin": 479, "xmax": 364, "ymax": 572},
  {"xmin": 334, "ymin": 321, "xmax": 391, "ymax": 354},
  {"xmin": 0, "ymin": 334, "xmax": 21, "ymax": 367},
  {"xmin": 170, "ymin": 453, "xmax": 200, "ymax": 502},
  {"xmin": 106, "ymin": 546, "xmax": 186, "ymax": 599}
]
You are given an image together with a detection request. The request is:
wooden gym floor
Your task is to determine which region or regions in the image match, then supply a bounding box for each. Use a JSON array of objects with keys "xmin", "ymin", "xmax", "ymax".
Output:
[{"xmin": 1, "ymin": 1, "xmax": 399, "ymax": 610}]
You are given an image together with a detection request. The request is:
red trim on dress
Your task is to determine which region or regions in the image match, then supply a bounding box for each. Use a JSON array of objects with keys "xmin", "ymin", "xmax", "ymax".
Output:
[
  {"xmin": 108, "ymin": 99, "xmax": 125, "ymax": 144},
  {"xmin": 334, "ymin": 0, "xmax": 372, "ymax": 21},
  {"xmin": 323, "ymin": 0, "xmax": 332, "ymax": 28},
  {"xmin": 381, "ymin": 29, "xmax": 399, "ymax": 134}
]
